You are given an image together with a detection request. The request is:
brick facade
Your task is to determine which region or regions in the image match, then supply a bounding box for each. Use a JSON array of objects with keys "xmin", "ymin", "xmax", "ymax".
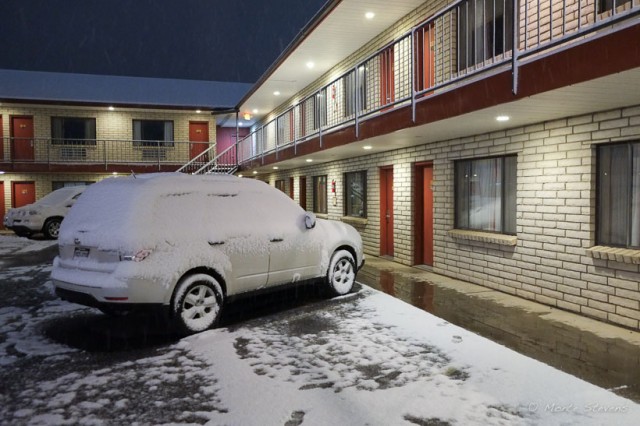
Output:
[{"xmin": 265, "ymin": 104, "xmax": 640, "ymax": 330}]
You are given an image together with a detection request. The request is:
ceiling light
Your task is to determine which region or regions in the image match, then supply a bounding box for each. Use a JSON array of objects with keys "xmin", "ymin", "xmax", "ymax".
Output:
[
  {"xmin": 496, "ymin": 115, "xmax": 510, "ymax": 122},
  {"xmin": 273, "ymin": 91, "xmax": 281, "ymax": 96},
  {"xmin": 306, "ymin": 61, "xmax": 314, "ymax": 69},
  {"xmin": 252, "ymin": 109, "xmax": 258, "ymax": 114},
  {"xmin": 273, "ymin": 166, "xmax": 279, "ymax": 170},
  {"xmin": 306, "ymin": 159, "xmax": 313, "ymax": 163},
  {"xmin": 243, "ymin": 113, "xmax": 251, "ymax": 120},
  {"xmin": 365, "ymin": 12, "xmax": 375, "ymax": 19},
  {"xmin": 112, "ymin": 172, "xmax": 118, "ymax": 175},
  {"xmin": 0, "ymin": 171, "xmax": 5, "ymax": 175},
  {"xmin": 238, "ymin": 174, "xmax": 243, "ymax": 178},
  {"xmin": 363, "ymin": 145, "xmax": 373, "ymax": 150},
  {"xmin": 196, "ymin": 109, "xmax": 202, "ymax": 114},
  {"xmin": 108, "ymin": 106, "xmax": 115, "ymax": 111},
  {"xmin": 238, "ymin": 122, "xmax": 243, "ymax": 126},
  {"xmin": 253, "ymin": 171, "xmax": 258, "ymax": 175}
]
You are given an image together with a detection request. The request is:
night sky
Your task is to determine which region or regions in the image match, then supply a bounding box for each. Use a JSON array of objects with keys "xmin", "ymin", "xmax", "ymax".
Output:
[{"xmin": 0, "ymin": 0, "xmax": 329, "ymax": 83}]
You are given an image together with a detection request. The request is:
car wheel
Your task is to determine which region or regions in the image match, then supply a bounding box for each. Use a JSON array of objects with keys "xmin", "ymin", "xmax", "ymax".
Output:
[
  {"xmin": 326, "ymin": 249, "xmax": 356, "ymax": 296},
  {"xmin": 43, "ymin": 218, "xmax": 62, "ymax": 239},
  {"xmin": 172, "ymin": 273, "xmax": 224, "ymax": 335}
]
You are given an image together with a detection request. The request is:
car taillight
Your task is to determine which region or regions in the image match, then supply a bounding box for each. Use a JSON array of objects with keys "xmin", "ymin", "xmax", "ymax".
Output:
[{"xmin": 120, "ymin": 249, "xmax": 152, "ymax": 262}]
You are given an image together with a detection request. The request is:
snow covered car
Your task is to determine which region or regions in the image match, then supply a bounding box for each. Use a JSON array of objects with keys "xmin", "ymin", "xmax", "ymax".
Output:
[
  {"xmin": 51, "ymin": 173, "xmax": 364, "ymax": 334},
  {"xmin": 3, "ymin": 186, "xmax": 86, "ymax": 239}
]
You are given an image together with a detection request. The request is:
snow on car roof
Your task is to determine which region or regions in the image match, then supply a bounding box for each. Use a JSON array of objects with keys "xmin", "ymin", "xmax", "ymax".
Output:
[{"xmin": 59, "ymin": 173, "xmax": 303, "ymax": 251}]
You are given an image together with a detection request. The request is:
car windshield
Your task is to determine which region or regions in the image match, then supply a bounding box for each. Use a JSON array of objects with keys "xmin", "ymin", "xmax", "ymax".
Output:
[{"xmin": 35, "ymin": 188, "xmax": 82, "ymax": 206}]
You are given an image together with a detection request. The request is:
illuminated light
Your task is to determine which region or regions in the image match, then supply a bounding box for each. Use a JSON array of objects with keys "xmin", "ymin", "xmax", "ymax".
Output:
[
  {"xmin": 238, "ymin": 174, "xmax": 243, "ymax": 178},
  {"xmin": 306, "ymin": 61, "xmax": 315, "ymax": 69},
  {"xmin": 238, "ymin": 122, "xmax": 243, "ymax": 126},
  {"xmin": 112, "ymin": 172, "xmax": 118, "ymax": 175},
  {"xmin": 196, "ymin": 109, "xmax": 202, "ymax": 114},
  {"xmin": 273, "ymin": 166, "xmax": 279, "ymax": 170},
  {"xmin": 0, "ymin": 171, "xmax": 5, "ymax": 174},
  {"xmin": 496, "ymin": 115, "xmax": 510, "ymax": 122},
  {"xmin": 108, "ymin": 106, "xmax": 115, "ymax": 111},
  {"xmin": 363, "ymin": 145, "xmax": 373, "ymax": 150},
  {"xmin": 306, "ymin": 159, "xmax": 313, "ymax": 163},
  {"xmin": 243, "ymin": 112, "xmax": 251, "ymax": 120},
  {"xmin": 273, "ymin": 91, "xmax": 281, "ymax": 96},
  {"xmin": 252, "ymin": 109, "xmax": 258, "ymax": 114},
  {"xmin": 365, "ymin": 12, "xmax": 375, "ymax": 19},
  {"xmin": 253, "ymin": 171, "xmax": 258, "ymax": 174}
]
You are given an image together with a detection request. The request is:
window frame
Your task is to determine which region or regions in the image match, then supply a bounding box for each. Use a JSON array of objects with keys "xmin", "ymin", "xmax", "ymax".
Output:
[
  {"xmin": 132, "ymin": 119, "xmax": 174, "ymax": 147},
  {"xmin": 275, "ymin": 179, "xmax": 286, "ymax": 193},
  {"xmin": 312, "ymin": 175, "xmax": 328, "ymax": 214},
  {"xmin": 454, "ymin": 155, "xmax": 517, "ymax": 235},
  {"xmin": 596, "ymin": 141, "xmax": 640, "ymax": 249},
  {"xmin": 344, "ymin": 170, "xmax": 368, "ymax": 218},
  {"xmin": 51, "ymin": 117, "xmax": 97, "ymax": 146}
]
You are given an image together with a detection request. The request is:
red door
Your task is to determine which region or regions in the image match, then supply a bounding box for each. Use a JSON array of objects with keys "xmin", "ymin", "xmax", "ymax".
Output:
[
  {"xmin": 380, "ymin": 167, "xmax": 394, "ymax": 257},
  {"xmin": 414, "ymin": 163, "xmax": 434, "ymax": 266},
  {"xmin": 380, "ymin": 46, "xmax": 395, "ymax": 108},
  {"xmin": 189, "ymin": 121, "xmax": 210, "ymax": 161},
  {"xmin": 11, "ymin": 116, "xmax": 34, "ymax": 161},
  {"xmin": 414, "ymin": 23, "xmax": 435, "ymax": 94},
  {"xmin": 299, "ymin": 176, "xmax": 307, "ymax": 210},
  {"xmin": 0, "ymin": 182, "xmax": 5, "ymax": 229},
  {"xmin": 0, "ymin": 114, "xmax": 4, "ymax": 160},
  {"xmin": 12, "ymin": 181, "xmax": 36, "ymax": 208}
]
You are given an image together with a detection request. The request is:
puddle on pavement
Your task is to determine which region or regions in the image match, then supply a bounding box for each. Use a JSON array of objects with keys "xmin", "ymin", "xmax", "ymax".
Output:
[{"xmin": 358, "ymin": 266, "xmax": 640, "ymax": 403}]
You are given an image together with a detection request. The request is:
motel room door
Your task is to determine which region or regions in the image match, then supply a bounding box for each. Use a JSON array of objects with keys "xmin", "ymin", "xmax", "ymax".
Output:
[
  {"xmin": 414, "ymin": 163, "xmax": 434, "ymax": 266},
  {"xmin": 380, "ymin": 167, "xmax": 394, "ymax": 257},
  {"xmin": 12, "ymin": 181, "xmax": 36, "ymax": 208},
  {"xmin": 189, "ymin": 121, "xmax": 210, "ymax": 161},
  {"xmin": 11, "ymin": 116, "xmax": 35, "ymax": 161},
  {"xmin": 0, "ymin": 182, "xmax": 4, "ymax": 229}
]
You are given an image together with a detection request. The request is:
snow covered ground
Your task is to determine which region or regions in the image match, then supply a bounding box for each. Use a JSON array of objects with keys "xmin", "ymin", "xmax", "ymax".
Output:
[{"xmin": 1, "ymin": 235, "xmax": 638, "ymax": 425}]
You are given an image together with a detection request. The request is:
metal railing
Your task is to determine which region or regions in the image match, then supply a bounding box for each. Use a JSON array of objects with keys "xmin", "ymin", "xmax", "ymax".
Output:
[
  {"xmin": 178, "ymin": 143, "xmax": 238, "ymax": 174},
  {"xmin": 235, "ymin": 0, "xmax": 639, "ymax": 166},
  {"xmin": 0, "ymin": 137, "xmax": 214, "ymax": 171}
]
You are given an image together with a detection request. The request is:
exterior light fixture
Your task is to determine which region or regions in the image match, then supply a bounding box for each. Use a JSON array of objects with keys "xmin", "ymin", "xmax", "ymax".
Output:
[
  {"xmin": 273, "ymin": 91, "xmax": 281, "ymax": 96},
  {"xmin": 112, "ymin": 172, "xmax": 118, "ymax": 175},
  {"xmin": 196, "ymin": 109, "xmax": 202, "ymax": 114},
  {"xmin": 365, "ymin": 12, "xmax": 375, "ymax": 19},
  {"xmin": 238, "ymin": 174, "xmax": 243, "ymax": 178},
  {"xmin": 238, "ymin": 122, "xmax": 243, "ymax": 126},
  {"xmin": 306, "ymin": 61, "xmax": 315, "ymax": 69},
  {"xmin": 243, "ymin": 113, "xmax": 251, "ymax": 120},
  {"xmin": 252, "ymin": 109, "xmax": 258, "ymax": 114},
  {"xmin": 306, "ymin": 159, "xmax": 313, "ymax": 163},
  {"xmin": 363, "ymin": 145, "xmax": 373, "ymax": 150},
  {"xmin": 0, "ymin": 171, "xmax": 5, "ymax": 175},
  {"xmin": 253, "ymin": 171, "xmax": 258, "ymax": 175},
  {"xmin": 496, "ymin": 115, "xmax": 510, "ymax": 122},
  {"xmin": 273, "ymin": 166, "xmax": 279, "ymax": 170},
  {"xmin": 108, "ymin": 106, "xmax": 115, "ymax": 111}
]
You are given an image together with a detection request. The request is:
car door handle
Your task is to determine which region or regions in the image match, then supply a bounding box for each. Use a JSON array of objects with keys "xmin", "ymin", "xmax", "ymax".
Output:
[
  {"xmin": 208, "ymin": 241, "xmax": 225, "ymax": 246},
  {"xmin": 270, "ymin": 238, "xmax": 283, "ymax": 242}
]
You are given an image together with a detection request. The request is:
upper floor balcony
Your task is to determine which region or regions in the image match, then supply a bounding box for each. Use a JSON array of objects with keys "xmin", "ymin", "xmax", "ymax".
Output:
[
  {"xmin": 236, "ymin": 0, "xmax": 640, "ymax": 171},
  {"xmin": 0, "ymin": 137, "xmax": 214, "ymax": 174}
]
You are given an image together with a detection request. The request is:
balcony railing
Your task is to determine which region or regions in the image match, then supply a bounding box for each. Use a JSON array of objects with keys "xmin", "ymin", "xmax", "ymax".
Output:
[
  {"xmin": 236, "ymin": 0, "xmax": 640, "ymax": 166},
  {"xmin": 0, "ymin": 137, "xmax": 214, "ymax": 171}
]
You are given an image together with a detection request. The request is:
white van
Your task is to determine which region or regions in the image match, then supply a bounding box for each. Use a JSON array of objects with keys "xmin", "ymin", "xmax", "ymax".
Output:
[
  {"xmin": 3, "ymin": 186, "xmax": 86, "ymax": 239},
  {"xmin": 51, "ymin": 173, "xmax": 364, "ymax": 334}
]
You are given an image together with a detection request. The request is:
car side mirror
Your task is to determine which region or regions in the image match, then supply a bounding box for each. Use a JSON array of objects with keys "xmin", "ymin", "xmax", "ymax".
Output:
[{"xmin": 304, "ymin": 212, "xmax": 316, "ymax": 229}]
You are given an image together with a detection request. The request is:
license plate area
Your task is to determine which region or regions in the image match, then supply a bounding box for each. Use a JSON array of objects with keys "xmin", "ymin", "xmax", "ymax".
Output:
[{"xmin": 74, "ymin": 247, "xmax": 90, "ymax": 258}]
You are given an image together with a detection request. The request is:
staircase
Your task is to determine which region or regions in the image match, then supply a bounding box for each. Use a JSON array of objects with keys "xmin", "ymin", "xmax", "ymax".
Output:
[{"xmin": 177, "ymin": 143, "xmax": 238, "ymax": 175}]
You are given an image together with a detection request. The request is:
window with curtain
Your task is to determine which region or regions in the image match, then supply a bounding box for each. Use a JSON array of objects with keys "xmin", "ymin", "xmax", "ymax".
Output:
[
  {"xmin": 458, "ymin": 0, "xmax": 513, "ymax": 71},
  {"xmin": 132, "ymin": 120, "xmax": 174, "ymax": 147},
  {"xmin": 597, "ymin": 142, "xmax": 640, "ymax": 248},
  {"xmin": 313, "ymin": 175, "xmax": 328, "ymax": 214},
  {"xmin": 51, "ymin": 117, "xmax": 96, "ymax": 145},
  {"xmin": 344, "ymin": 171, "xmax": 367, "ymax": 218},
  {"xmin": 455, "ymin": 155, "xmax": 516, "ymax": 234}
]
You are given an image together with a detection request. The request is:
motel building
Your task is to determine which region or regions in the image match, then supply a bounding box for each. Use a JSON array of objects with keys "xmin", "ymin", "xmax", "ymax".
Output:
[{"xmin": 2, "ymin": 0, "xmax": 640, "ymax": 331}]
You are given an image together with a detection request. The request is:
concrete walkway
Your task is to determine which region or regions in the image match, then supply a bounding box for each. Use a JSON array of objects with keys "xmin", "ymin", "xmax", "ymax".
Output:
[{"xmin": 358, "ymin": 255, "xmax": 640, "ymax": 402}]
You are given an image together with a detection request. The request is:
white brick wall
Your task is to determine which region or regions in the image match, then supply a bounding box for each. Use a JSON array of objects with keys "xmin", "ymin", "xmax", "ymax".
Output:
[{"xmin": 268, "ymin": 104, "xmax": 640, "ymax": 330}]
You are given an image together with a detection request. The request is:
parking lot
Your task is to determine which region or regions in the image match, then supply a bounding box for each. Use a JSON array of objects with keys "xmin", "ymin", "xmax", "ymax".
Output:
[{"xmin": 1, "ymin": 235, "xmax": 639, "ymax": 425}]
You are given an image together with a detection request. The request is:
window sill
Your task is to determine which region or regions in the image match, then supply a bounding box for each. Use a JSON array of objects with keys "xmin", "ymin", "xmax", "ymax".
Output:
[
  {"xmin": 340, "ymin": 216, "xmax": 368, "ymax": 226},
  {"xmin": 587, "ymin": 246, "xmax": 640, "ymax": 265},
  {"xmin": 448, "ymin": 229, "xmax": 517, "ymax": 246}
]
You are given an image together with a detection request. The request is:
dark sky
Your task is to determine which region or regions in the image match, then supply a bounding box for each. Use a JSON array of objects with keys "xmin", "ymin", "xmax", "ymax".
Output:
[{"xmin": 0, "ymin": 0, "xmax": 329, "ymax": 83}]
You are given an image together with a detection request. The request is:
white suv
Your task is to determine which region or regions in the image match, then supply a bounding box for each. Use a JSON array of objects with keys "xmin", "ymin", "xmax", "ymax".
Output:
[
  {"xmin": 51, "ymin": 173, "xmax": 364, "ymax": 334},
  {"xmin": 3, "ymin": 186, "xmax": 86, "ymax": 239}
]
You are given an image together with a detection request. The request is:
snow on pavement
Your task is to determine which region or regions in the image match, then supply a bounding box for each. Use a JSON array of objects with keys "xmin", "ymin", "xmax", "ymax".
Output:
[{"xmin": 1, "ymin": 235, "xmax": 638, "ymax": 425}]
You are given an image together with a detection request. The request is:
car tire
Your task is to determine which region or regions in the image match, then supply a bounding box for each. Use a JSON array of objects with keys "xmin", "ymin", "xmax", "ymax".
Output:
[
  {"xmin": 172, "ymin": 273, "xmax": 224, "ymax": 335},
  {"xmin": 43, "ymin": 218, "xmax": 62, "ymax": 239},
  {"xmin": 326, "ymin": 249, "xmax": 356, "ymax": 296}
]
